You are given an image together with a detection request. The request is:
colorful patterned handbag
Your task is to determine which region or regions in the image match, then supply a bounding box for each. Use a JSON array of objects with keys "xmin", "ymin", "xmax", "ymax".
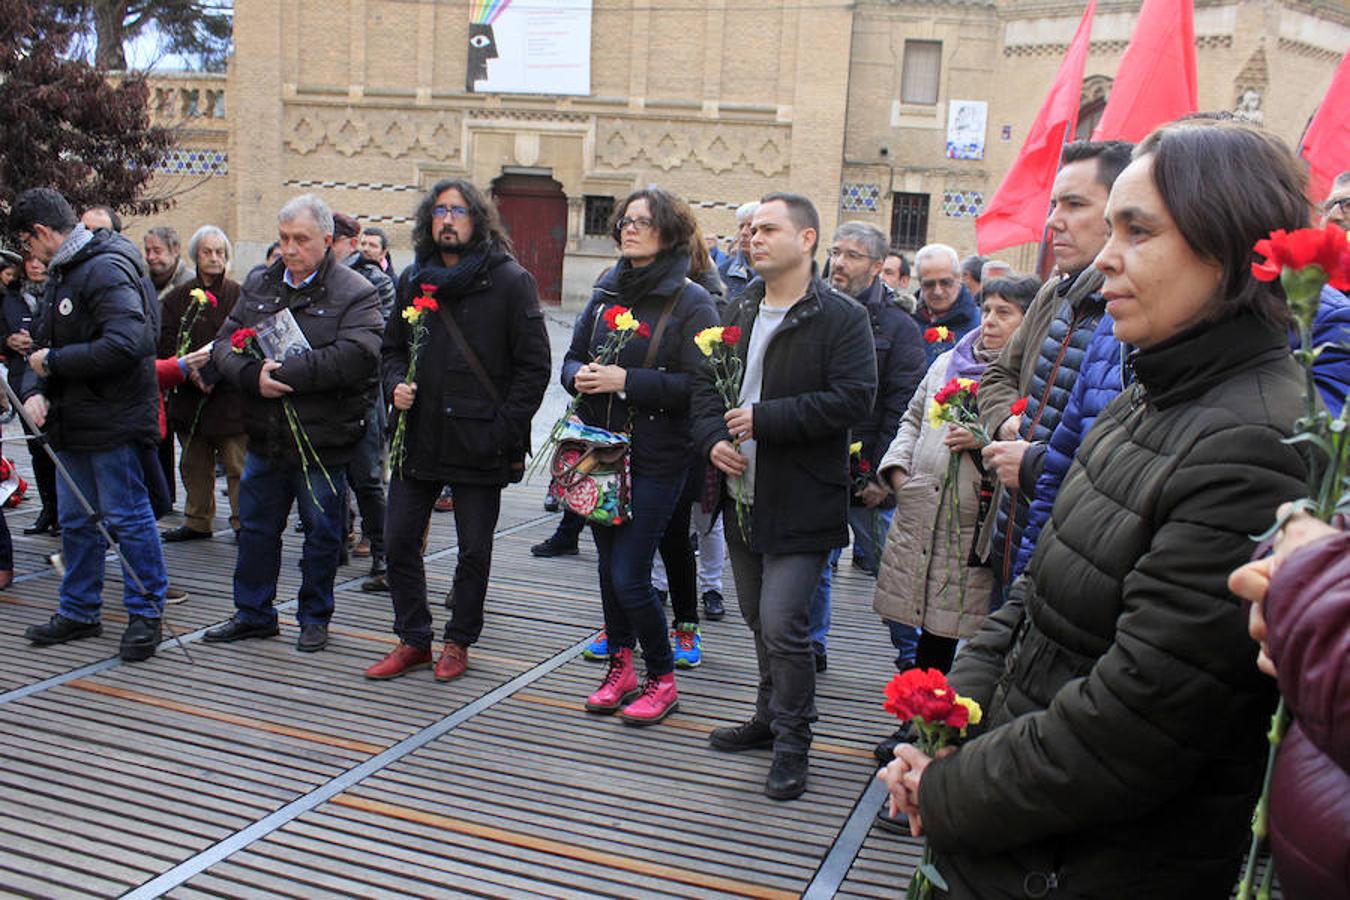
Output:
[{"xmin": 547, "ymin": 420, "xmax": 632, "ymax": 526}]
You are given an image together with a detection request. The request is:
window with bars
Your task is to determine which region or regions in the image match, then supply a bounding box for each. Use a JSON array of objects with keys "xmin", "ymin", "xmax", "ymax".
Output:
[
  {"xmin": 891, "ymin": 193, "xmax": 930, "ymax": 252},
  {"xmin": 900, "ymin": 40, "xmax": 942, "ymax": 106},
  {"xmin": 584, "ymin": 196, "xmax": 615, "ymax": 236}
]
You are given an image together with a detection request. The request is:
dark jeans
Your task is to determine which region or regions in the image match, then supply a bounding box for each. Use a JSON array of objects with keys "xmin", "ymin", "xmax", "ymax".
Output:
[
  {"xmin": 21, "ymin": 416, "xmax": 57, "ymax": 516},
  {"xmin": 916, "ymin": 632, "xmax": 958, "ymax": 672},
  {"xmin": 553, "ymin": 508, "xmax": 586, "ymax": 545},
  {"xmin": 0, "ymin": 509, "xmax": 9, "ymax": 570},
  {"xmin": 387, "ymin": 477, "xmax": 501, "ymax": 649},
  {"xmin": 887, "ymin": 620, "xmax": 921, "ymax": 671},
  {"xmin": 232, "ymin": 451, "xmax": 346, "ymax": 627},
  {"xmin": 724, "ymin": 508, "xmax": 827, "ymax": 754},
  {"xmin": 590, "ymin": 471, "xmax": 685, "ymax": 677},
  {"xmin": 344, "ymin": 402, "xmax": 386, "ymax": 555},
  {"xmin": 660, "ymin": 497, "xmax": 698, "ymax": 625},
  {"xmin": 56, "ymin": 444, "xmax": 168, "ymax": 622}
]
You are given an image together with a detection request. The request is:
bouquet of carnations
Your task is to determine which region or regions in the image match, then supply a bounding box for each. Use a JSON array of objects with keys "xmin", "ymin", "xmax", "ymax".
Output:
[
  {"xmin": 1237, "ymin": 223, "xmax": 1350, "ymax": 900},
  {"xmin": 695, "ymin": 325, "xmax": 748, "ymax": 538},
  {"xmin": 230, "ymin": 326, "xmax": 335, "ymax": 509},
  {"xmin": 926, "ymin": 378, "xmax": 992, "ymax": 602},
  {"xmin": 882, "ymin": 667, "xmax": 982, "ymax": 900},
  {"xmin": 389, "ymin": 284, "xmax": 440, "ymax": 477},
  {"xmin": 529, "ymin": 304, "xmax": 650, "ymax": 479}
]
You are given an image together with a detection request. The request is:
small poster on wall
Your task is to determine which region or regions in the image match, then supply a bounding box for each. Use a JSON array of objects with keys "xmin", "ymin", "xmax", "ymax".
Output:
[
  {"xmin": 946, "ymin": 100, "xmax": 988, "ymax": 160},
  {"xmin": 467, "ymin": 0, "xmax": 593, "ymax": 96}
]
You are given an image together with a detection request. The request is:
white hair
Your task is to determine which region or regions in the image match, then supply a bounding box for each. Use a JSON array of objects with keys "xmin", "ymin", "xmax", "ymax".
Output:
[
  {"xmin": 187, "ymin": 225, "xmax": 233, "ymax": 271},
  {"xmin": 278, "ymin": 193, "xmax": 334, "ymax": 236},
  {"xmin": 914, "ymin": 243, "xmax": 960, "ymax": 277},
  {"xmin": 734, "ymin": 201, "xmax": 759, "ymax": 224},
  {"xmin": 981, "ymin": 259, "xmax": 1013, "ymax": 281}
]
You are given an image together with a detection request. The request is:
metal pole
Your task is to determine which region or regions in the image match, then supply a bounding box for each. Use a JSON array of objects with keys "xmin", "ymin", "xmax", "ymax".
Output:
[{"xmin": 2, "ymin": 378, "xmax": 192, "ymax": 661}]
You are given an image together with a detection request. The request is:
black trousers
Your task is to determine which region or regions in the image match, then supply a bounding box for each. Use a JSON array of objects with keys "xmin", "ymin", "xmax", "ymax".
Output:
[
  {"xmin": 659, "ymin": 497, "xmax": 698, "ymax": 625},
  {"xmin": 916, "ymin": 631, "xmax": 958, "ymax": 673},
  {"xmin": 386, "ymin": 477, "xmax": 501, "ymax": 649},
  {"xmin": 21, "ymin": 416, "xmax": 57, "ymax": 516},
  {"xmin": 156, "ymin": 432, "xmax": 176, "ymax": 505}
]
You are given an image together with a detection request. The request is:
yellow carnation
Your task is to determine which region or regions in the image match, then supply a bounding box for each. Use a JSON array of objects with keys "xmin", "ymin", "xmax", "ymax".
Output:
[
  {"xmin": 694, "ymin": 326, "xmax": 724, "ymax": 357},
  {"xmin": 401, "ymin": 306, "xmax": 423, "ymax": 324},
  {"xmin": 613, "ymin": 310, "xmax": 638, "ymax": 331},
  {"xmin": 955, "ymin": 695, "xmax": 982, "ymax": 727},
  {"xmin": 927, "ymin": 399, "xmax": 944, "ymax": 430},
  {"xmin": 849, "ymin": 441, "xmax": 863, "ymax": 456}
]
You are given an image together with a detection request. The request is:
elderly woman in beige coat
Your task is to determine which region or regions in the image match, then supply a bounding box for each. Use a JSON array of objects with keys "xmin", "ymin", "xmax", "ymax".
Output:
[{"xmin": 873, "ymin": 277, "xmax": 1035, "ymax": 674}]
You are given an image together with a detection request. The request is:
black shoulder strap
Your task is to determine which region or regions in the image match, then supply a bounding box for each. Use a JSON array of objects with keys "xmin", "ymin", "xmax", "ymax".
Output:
[
  {"xmin": 641, "ymin": 280, "xmax": 689, "ymax": 369},
  {"xmin": 435, "ymin": 303, "xmax": 503, "ymax": 409}
]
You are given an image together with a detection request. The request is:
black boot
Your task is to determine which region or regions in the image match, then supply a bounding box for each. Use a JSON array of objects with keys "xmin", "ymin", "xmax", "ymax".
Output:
[
  {"xmin": 25, "ymin": 613, "xmax": 101, "ymax": 646},
  {"xmin": 120, "ymin": 615, "xmax": 162, "ymax": 662},
  {"xmin": 765, "ymin": 751, "xmax": 809, "ymax": 801},
  {"xmin": 24, "ymin": 508, "xmax": 58, "ymax": 535},
  {"xmin": 361, "ymin": 554, "xmax": 389, "ymax": 593}
]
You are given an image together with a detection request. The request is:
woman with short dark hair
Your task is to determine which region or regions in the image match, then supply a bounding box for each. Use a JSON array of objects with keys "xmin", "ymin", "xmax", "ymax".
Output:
[
  {"xmin": 564, "ymin": 187, "xmax": 719, "ymax": 724},
  {"xmin": 881, "ymin": 121, "xmax": 1311, "ymax": 897}
]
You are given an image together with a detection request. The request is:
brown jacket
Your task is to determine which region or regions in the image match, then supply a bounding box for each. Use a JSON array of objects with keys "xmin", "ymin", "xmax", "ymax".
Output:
[{"xmin": 159, "ymin": 273, "xmax": 243, "ymax": 436}]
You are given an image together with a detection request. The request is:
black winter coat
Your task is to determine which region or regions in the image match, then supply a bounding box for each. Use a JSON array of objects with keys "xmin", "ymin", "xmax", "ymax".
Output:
[
  {"xmin": 563, "ymin": 255, "xmax": 719, "ymax": 479},
  {"xmin": 851, "ymin": 277, "xmax": 927, "ymax": 501},
  {"xmin": 25, "ymin": 230, "xmax": 160, "ymax": 452},
  {"xmin": 691, "ymin": 277, "xmax": 876, "ymax": 554},
  {"xmin": 920, "ymin": 313, "xmax": 1307, "ymax": 899},
  {"xmin": 212, "ymin": 252, "xmax": 382, "ymax": 467},
  {"xmin": 382, "ymin": 249, "xmax": 551, "ymax": 486}
]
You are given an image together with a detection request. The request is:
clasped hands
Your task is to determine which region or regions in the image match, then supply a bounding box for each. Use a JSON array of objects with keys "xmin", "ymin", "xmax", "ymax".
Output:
[
  {"xmin": 573, "ymin": 362, "xmax": 627, "ymax": 395},
  {"xmin": 876, "ymin": 743, "xmax": 956, "ymax": 836}
]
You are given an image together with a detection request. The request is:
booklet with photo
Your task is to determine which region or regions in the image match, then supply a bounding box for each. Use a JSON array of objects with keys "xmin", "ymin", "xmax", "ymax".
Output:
[{"xmin": 253, "ymin": 308, "xmax": 311, "ymax": 361}]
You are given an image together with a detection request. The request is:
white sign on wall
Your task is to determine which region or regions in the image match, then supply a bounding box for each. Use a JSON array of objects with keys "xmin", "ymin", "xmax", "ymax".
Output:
[
  {"xmin": 467, "ymin": 0, "xmax": 593, "ymax": 96},
  {"xmin": 946, "ymin": 100, "xmax": 988, "ymax": 160}
]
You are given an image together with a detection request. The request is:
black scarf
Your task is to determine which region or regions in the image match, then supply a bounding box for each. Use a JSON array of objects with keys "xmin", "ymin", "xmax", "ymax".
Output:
[
  {"xmin": 412, "ymin": 244, "xmax": 492, "ymax": 296},
  {"xmin": 612, "ymin": 251, "xmax": 688, "ymax": 307}
]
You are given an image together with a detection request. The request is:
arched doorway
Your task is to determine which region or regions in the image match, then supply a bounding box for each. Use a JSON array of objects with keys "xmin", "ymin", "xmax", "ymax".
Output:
[{"xmin": 492, "ymin": 174, "xmax": 567, "ymax": 305}]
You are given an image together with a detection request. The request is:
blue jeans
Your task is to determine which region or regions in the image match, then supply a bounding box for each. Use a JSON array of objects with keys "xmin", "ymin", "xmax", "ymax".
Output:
[
  {"xmin": 808, "ymin": 505, "xmax": 893, "ymax": 653},
  {"xmin": 232, "ymin": 452, "xmax": 347, "ymax": 627},
  {"xmin": 56, "ymin": 444, "xmax": 167, "ymax": 622},
  {"xmin": 589, "ymin": 471, "xmax": 685, "ymax": 677},
  {"xmin": 887, "ymin": 619, "xmax": 920, "ymax": 671}
]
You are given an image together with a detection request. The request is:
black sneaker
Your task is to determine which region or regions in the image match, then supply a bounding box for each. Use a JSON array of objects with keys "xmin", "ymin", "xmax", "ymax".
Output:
[
  {"xmin": 25, "ymin": 613, "xmax": 102, "ymax": 646},
  {"xmin": 203, "ymin": 615, "xmax": 280, "ymax": 643},
  {"xmin": 530, "ymin": 535, "xmax": 579, "ymax": 557},
  {"xmin": 875, "ymin": 803, "xmax": 912, "ymax": 835},
  {"xmin": 296, "ymin": 622, "xmax": 328, "ymax": 653},
  {"xmin": 655, "ymin": 589, "xmax": 667, "ymax": 606},
  {"xmin": 765, "ymin": 751, "xmax": 809, "ymax": 801},
  {"xmin": 815, "ymin": 651, "xmax": 828, "ymax": 673},
  {"xmin": 120, "ymin": 615, "xmax": 162, "ymax": 662},
  {"xmin": 873, "ymin": 722, "xmax": 914, "ymax": 767},
  {"xmin": 709, "ymin": 718, "xmax": 775, "ymax": 752},
  {"xmin": 701, "ymin": 589, "xmax": 726, "ymax": 621}
]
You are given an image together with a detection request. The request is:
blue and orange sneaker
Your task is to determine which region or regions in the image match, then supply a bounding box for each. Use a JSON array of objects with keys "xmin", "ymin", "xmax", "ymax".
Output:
[
  {"xmin": 582, "ymin": 630, "xmax": 609, "ymax": 661},
  {"xmin": 672, "ymin": 622, "xmax": 701, "ymax": 669}
]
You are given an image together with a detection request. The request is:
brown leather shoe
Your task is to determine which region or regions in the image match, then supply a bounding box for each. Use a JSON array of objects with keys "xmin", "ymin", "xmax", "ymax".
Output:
[
  {"xmin": 364, "ymin": 643, "xmax": 432, "ymax": 680},
  {"xmin": 434, "ymin": 642, "xmax": 468, "ymax": 682}
]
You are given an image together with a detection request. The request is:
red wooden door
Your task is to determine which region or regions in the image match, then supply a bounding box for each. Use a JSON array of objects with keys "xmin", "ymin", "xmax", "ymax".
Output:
[{"xmin": 492, "ymin": 175, "xmax": 567, "ymax": 305}]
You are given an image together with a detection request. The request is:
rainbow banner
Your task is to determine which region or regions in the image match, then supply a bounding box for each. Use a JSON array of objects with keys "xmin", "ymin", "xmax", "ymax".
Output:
[{"xmin": 470, "ymin": 0, "xmax": 513, "ymax": 26}]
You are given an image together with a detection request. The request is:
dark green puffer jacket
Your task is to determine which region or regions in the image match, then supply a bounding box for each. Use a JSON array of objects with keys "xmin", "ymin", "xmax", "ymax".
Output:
[{"xmin": 917, "ymin": 312, "xmax": 1307, "ymax": 900}]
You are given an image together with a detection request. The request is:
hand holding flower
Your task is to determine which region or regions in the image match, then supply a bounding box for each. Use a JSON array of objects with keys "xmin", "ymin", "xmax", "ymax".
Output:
[
  {"xmin": 943, "ymin": 425, "xmax": 982, "ymax": 452},
  {"xmin": 710, "ymin": 440, "xmax": 747, "ymax": 477},
  {"xmin": 878, "ymin": 744, "xmax": 958, "ymax": 836},
  {"xmin": 981, "ymin": 439, "xmax": 1028, "ymax": 490},
  {"xmin": 724, "ymin": 405, "xmax": 753, "ymax": 442},
  {"xmin": 574, "ymin": 362, "xmax": 627, "ymax": 394},
  {"xmin": 393, "ymin": 382, "xmax": 417, "ymax": 411},
  {"xmin": 259, "ymin": 360, "xmax": 293, "ymax": 398}
]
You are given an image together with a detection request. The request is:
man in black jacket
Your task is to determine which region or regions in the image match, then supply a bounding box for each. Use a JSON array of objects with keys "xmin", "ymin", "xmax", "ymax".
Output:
[
  {"xmin": 10, "ymin": 188, "xmax": 169, "ymax": 662},
  {"xmin": 692, "ymin": 194, "xmax": 876, "ymax": 800},
  {"xmin": 363, "ymin": 179, "xmax": 549, "ymax": 683},
  {"xmin": 204, "ymin": 194, "xmax": 383, "ymax": 653}
]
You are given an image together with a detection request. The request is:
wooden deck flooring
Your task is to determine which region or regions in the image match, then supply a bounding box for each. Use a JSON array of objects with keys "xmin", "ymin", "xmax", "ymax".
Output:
[{"xmin": 0, "ymin": 435, "xmax": 923, "ymax": 898}]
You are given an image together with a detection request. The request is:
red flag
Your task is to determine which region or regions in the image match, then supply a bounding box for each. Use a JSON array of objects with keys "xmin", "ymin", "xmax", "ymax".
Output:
[
  {"xmin": 1301, "ymin": 50, "xmax": 1349, "ymax": 202},
  {"xmin": 1092, "ymin": 0, "xmax": 1197, "ymax": 142},
  {"xmin": 976, "ymin": 0, "xmax": 1096, "ymax": 255}
]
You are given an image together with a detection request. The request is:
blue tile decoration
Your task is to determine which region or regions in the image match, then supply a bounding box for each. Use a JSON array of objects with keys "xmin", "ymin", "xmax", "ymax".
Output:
[
  {"xmin": 156, "ymin": 149, "xmax": 228, "ymax": 177},
  {"xmin": 942, "ymin": 189, "xmax": 984, "ymax": 218},
  {"xmin": 840, "ymin": 182, "xmax": 881, "ymax": 212}
]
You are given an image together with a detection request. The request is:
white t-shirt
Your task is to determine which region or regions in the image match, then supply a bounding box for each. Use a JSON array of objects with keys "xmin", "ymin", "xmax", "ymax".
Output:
[{"xmin": 734, "ymin": 303, "xmax": 790, "ymax": 503}]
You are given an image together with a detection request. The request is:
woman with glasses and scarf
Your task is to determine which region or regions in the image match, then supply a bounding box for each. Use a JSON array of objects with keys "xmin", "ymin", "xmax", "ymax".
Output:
[{"xmin": 567, "ymin": 187, "xmax": 718, "ymax": 724}]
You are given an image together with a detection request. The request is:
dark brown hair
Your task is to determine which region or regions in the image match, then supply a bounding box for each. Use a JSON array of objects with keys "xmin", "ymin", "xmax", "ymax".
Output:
[
  {"xmin": 1136, "ymin": 121, "xmax": 1309, "ymax": 326},
  {"xmin": 414, "ymin": 178, "xmax": 513, "ymax": 261},
  {"xmin": 687, "ymin": 223, "xmax": 714, "ymax": 278},
  {"xmin": 610, "ymin": 187, "xmax": 697, "ymax": 253}
]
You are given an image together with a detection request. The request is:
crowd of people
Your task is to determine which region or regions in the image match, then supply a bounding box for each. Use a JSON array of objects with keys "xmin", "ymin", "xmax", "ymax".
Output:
[{"xmin": 1, "ymin": 116, "xmax": 1346, "ymax": 897}]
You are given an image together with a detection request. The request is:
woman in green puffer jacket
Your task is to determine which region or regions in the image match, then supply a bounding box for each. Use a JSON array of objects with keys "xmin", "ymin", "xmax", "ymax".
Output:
[{"xmin": 881, "ymin": 122, "xmax": 1312, "ymax": 899}]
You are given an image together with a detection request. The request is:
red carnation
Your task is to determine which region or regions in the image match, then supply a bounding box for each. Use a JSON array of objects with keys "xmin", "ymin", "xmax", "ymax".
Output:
[
  {"xmin": 204, "ymin": 290, "xmax": 217, "ymax": 307},
  {"xmin": 230, "ymin": 327, "xmax": 258, "ymax": 351},
  {"xmin": 637, "ymin": 322, "xmax": 652, "ymax": 338},
  {"xmin": 413, "ymin": 296, "xmax": 439, "ymax": 313},
  {"xmin": 602, "ymin": 305, "xmax": 629, "ymax": 330},
  {"xmin": 933, "ymin": 378, "xmax": 961, "ymax": 406},
  {"xmin": 859, "ymin": 458, "xmax": 872, "ymax": 474},
  {"xmin": 722, "ymin": 325, "xmax": 742, "ymax": 345},
  {"xmin": 420, "ymin": 283, "xmax": 438, "ymax": 295},
  {"xmin": 884, "ymin": 668, "xmax": 969, "ymax": 729},
  {"xmin": 1010, "ymin": 396, "xmax": 1028, "ymax": 417},
  {"xmin": 1252, "ymin": 225, "xmax": 1350, "ymax": 290}
]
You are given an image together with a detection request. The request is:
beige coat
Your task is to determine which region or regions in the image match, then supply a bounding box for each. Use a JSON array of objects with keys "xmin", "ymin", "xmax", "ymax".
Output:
[{"xmin": 873, "ymin": 350, "xmax": 992, "ymax": 639}]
